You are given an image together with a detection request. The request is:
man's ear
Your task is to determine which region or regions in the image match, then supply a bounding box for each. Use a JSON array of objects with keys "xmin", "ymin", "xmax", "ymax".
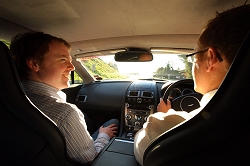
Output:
[
  {"xmin": 26, "ymin": 59, "xmax": 39, "ymax": 72},
  {"xmin": 206, "ymin": 47, "xmax": 219, "ymax": 72}
]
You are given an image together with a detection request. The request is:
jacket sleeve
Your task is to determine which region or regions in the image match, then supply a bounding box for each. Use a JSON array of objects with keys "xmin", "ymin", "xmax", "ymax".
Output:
[{"xmin": 134, "ymin": 110, "xmax": 190, "ymax": 166}]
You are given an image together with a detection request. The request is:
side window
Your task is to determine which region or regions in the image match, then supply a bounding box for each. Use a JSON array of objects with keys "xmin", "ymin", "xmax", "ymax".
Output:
[
  {"xmin": 70, "ymin": 71, "xmax": 83, "ymax": 85},
  {"xmin": 0, "ymin": 39, "xmax": 10, "ymax": 47}
]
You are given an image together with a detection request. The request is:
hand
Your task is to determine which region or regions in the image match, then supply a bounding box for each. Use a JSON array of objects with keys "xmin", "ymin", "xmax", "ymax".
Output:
[
  {"xmin": 99, "ymin": 124, "xmax": 118, "ymax": 139},
  {"xmin": 157, "ymin": 98, "xmax": 171, "ymax": 113}
]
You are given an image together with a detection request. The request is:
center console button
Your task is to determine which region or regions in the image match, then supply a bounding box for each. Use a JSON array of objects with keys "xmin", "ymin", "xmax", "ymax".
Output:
[
  {"xmin": 135, "ymin": 114, "xmax": 141, "ymax": 121},
  {"xmin": 135, "ymin": 121, "xmax": 141, "ymax": 126},
  {"xmin": 126, "ymin": 114, "xmax": 132, "ymax": 120},
  {"xmin": 137, "ymin": 98, "xmax": 142, "ymax": 103}
]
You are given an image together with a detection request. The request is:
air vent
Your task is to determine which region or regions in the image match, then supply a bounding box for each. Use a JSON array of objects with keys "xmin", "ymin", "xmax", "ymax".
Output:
[
  {"xmin": 141, "ymin": 91, "xmax": 154, "ymax": 98},
  {"xmin": 77, "ymin": 95, "xmax": 87, "ymax": 102},
  {"xmin": 128, "ymin": 91, "xmax": 140, "ymax": 97}
]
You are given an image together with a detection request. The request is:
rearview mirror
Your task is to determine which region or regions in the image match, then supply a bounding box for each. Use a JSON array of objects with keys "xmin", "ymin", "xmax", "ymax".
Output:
[{"xmin": 114, "ymin": 51, "xmax": 153, "ymax": 62}]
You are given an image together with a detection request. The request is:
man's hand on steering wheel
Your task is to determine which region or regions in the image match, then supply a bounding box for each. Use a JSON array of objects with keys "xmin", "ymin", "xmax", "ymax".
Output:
[{"xmin": 157, "ymin": 98, "xmax": 171, "ymax": 113}]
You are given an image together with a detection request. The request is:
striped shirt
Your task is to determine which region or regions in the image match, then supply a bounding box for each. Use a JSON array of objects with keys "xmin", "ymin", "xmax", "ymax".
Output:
[{"xmin": 22, "ymin": 80, "xmax": 110, "ymax": 164}]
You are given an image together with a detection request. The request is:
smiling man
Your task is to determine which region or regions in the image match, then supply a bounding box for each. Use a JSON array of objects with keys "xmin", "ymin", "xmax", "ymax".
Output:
[
  {"xmin": 10, "ymin": 31, "xmax": 119, "ymax": 164},
  {"xmin": 26, "ymin": 40, "xmax": 74, "ymax": 89}
]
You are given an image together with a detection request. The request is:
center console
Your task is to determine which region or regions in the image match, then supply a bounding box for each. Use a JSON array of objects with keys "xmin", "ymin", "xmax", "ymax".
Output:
[
  {"xmin": 92, "ymin": 81, "xmax": 158, "ymax": 166},
  {"xmin": 123, "ymin": 81, "xmax": 156, "ymax": 139}
]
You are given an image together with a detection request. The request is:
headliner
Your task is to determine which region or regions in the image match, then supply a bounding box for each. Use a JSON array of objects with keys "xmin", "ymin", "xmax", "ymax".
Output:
[{"xmin": 0, "ymin": 0, "xmax": 245, "ymax": 55}]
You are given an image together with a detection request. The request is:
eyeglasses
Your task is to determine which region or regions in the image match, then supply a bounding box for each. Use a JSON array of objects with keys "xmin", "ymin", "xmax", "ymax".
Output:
[{"xmin": 186, "ymin": 48, "xmax": 223, "ymax": 63}]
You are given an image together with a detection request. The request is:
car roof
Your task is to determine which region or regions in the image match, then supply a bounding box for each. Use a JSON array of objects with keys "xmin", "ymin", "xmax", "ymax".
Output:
[{"xmin": 0, "ymin": 0, "xmax": 244, "ymax": 56}]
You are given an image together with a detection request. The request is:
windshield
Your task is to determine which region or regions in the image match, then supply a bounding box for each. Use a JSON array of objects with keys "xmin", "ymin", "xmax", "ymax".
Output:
[{"xmin": 76, "ymin": 53, "xmax": 193, "ymax": 81}]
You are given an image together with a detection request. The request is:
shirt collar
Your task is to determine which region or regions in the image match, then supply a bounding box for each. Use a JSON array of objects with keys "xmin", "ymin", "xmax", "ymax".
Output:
[{"xmin": 200, "ymin": 89, "xmax": 218, "ymax": 108}]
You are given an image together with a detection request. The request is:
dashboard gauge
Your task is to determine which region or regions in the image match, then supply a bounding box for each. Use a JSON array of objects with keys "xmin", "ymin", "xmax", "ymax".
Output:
[
  {"xmin": 168, "ymin": 88, "xmax": 181, "ymax": 100},
  {"xmin": 182, "ymin": 88, "xmax": 194, "ymax": 95}
]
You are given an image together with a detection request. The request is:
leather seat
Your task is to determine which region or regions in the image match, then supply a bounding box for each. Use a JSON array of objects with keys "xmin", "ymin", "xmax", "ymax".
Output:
[
  {"xmin": 0, "ymin": 41, "xmax": 79, "ymax": 165},
  {"xmin": 143, "ymin": 31, "xmax": 250, "ymax": 166}
]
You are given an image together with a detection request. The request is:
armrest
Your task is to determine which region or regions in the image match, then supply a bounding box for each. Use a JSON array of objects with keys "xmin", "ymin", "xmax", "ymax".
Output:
[{"xmin": 91, "ymin": 137, "xmax": 139, "ymax": 166}]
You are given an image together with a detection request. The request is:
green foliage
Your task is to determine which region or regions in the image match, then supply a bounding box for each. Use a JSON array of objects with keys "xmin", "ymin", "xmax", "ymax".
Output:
[
  {"xmin": 153, "ymin": 61, "xmax": 185, "ymax": 80},
  {"xmin": 80, "ymin": 58, "xmax": 127, "ymax": 80},
  {"xmin": 153, "ymin": 55, "xmax": 193, "ymax": 80},
  {"xmin": 73, "ymin": 72, "xmax": 83, "ymax": 83},
  {"xmin": 177, "ymin": 54, "xmax": 193, "ymax": 79},
  {"xmin": 0, "ymin": 39, "xmax": 10, "ymax": 48}
]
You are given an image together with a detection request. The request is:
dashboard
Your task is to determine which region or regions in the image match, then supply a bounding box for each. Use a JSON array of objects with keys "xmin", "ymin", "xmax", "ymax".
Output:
[{"xmin": 72, "ymin": 79, "xmax": 200, "ymax": 139}]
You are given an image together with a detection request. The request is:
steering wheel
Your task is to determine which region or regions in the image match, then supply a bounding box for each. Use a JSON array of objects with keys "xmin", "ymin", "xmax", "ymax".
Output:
[{"xmin": 162, "ymin": 79, "xmax": 203, "ymax": 112}]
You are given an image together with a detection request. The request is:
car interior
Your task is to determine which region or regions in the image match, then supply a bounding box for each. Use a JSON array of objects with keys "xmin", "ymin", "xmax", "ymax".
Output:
[{"xmin": 0, "ymin": 0, "xmax": 249, "ymax": 166}]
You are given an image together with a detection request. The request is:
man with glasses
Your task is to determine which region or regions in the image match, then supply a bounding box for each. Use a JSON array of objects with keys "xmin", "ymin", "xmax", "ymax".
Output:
[{"xmin": 134, "ymin": 4, "xmax": 250, "ymax": 166}]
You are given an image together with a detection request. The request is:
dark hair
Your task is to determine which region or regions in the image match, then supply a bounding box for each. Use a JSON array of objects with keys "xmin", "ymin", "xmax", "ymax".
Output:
[
  {"xmin": 10, "ymin": 31, "xmax": 71, "ymax": 79},
  {"xmin": 197, "ymin": 5, "xmax": 250, "ymax": 66}
]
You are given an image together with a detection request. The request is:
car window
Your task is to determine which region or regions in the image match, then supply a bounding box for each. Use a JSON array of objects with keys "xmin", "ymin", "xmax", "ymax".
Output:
[
  {"xmin": 0, "ymin": 39, "xmax": 10, "ymax": 47},
  {"xmin": 76, "ymin": 53, "xmax": 192, "ymax": 81}
]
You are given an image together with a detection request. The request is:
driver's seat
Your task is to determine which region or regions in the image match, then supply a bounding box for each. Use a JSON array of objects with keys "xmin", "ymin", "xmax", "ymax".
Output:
[
  {"xmin": 0, "ymin": 41, "xmax": 79, "ymax": 165},
  {"xmin": 143, "ymin": 31, "xmax": 250, "ymax": 166}
]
